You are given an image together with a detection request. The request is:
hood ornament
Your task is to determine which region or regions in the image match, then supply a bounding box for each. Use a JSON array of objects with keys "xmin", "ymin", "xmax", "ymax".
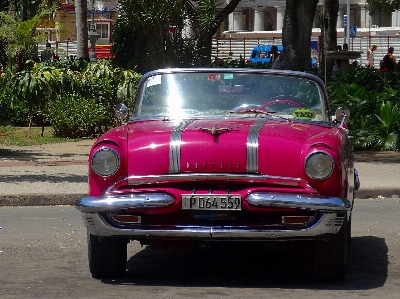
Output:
[{"xmin": 200, "ymin": 124, "xmax": 230, "ymax": 136}]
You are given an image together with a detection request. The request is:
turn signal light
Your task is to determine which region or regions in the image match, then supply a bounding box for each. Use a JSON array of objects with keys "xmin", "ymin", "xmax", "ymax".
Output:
[{"xmin": 111, "ymin": 215, "xmax": 141, "ymax": 224}]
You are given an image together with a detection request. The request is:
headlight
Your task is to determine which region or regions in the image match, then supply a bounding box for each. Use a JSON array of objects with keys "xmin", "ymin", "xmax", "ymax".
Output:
[
  {"xmin": 305, "ymin": 151, "xmax": 334, "ymax": 180},
  {"xmin": 91, "ymin": 147, "xmax": 120, "ymax": 177}
]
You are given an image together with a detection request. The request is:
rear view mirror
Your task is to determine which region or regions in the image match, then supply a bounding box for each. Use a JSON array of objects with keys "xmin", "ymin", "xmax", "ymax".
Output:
[{"xmin": 218, "ymin": 85, "xmax": 244, "ymax": 93}]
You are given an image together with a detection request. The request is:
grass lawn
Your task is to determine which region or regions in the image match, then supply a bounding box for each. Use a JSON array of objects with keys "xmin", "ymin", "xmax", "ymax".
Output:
[{"xmin": 0, "ymin": 126, "xmax": 70, "ymax": 146}]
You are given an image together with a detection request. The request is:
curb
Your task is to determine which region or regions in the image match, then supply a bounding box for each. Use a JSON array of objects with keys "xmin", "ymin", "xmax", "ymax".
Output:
[
  {"xmin": 0, "ymin": 194, "xmax": 85, "ymax": 207},
  {"xmin": 356, "ymin": 188, "xmax": 400, "ymax": 199}
]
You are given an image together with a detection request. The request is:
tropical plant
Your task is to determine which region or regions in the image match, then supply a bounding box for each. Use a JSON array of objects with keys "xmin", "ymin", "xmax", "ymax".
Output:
[
  {"xmin": 327, "ymin": 81, "xmax": 375, "ymax": 127},
  {"xmin": 374, "ymin": 101, "xmax": 400, "ymax": 150},
  {"xmin": 0, "ymin": 69, "xmax": 30, "ymax": 126},
  {"xmin": 326, "ymin": 66, "xmax": 400, "ymax": 151},
  {"xmin": 5, "ymin": 59, "xmax": 142, "ymax": 137},
  {"xmin": 11, "ymin": 62, "xmax": 62, "ymax": 133},
  {"xmin": 0, "ymin": 11, "xmax": 50, "ymax": 72},
  {"xmin": 338, "ymin": 66, "xmax": 399, "ymax": 94}
]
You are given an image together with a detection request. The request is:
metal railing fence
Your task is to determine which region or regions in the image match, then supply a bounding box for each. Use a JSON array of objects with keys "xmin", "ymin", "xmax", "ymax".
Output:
[
  {"xmin": 212, "ymin": 36, "xmax": 400, "ymax": 67},
  {"xmin": 39, "ymin": 35, "xmax": 400, "ymax": 67}
]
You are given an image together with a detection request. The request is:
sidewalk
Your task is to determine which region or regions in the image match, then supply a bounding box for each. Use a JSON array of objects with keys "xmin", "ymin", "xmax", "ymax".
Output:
[
  {"xmin": 0, "ymin": 140, "xmax": 400, "ymax": 206},
  {"xmin": 0, "ymin": 140, "xmax": 92, "ymax": 206}
]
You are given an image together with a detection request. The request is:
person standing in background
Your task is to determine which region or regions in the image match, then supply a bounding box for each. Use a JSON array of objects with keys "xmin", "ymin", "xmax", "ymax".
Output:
[
  {"xmin": 367, "ymin": 45, "xmax": 377, "ymax": 67},
  {"xmin": 270, "ymin": 45, "xmax": 284, "ymax": 69},
  {"xmin": 382, "ymin": 47, "xmax": 396, "ymax": 71},
  {"xmin": 332, "ymin": 59, "xmax": 342, "ymax": 77},
  {"xmin": 41, "ymin": 42, "xmax": 55, "ymax": 61}
]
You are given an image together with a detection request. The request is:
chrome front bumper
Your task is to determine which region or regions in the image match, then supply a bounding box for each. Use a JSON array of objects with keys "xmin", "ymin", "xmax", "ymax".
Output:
[{"xmin": 75, "ymin": 192, "xmax": 351, "ymax": 240}]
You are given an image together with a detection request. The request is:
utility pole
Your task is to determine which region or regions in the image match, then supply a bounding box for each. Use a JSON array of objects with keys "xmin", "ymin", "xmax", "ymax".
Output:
[
  {"xmin": 346, "ymin": 0, "xmax": 350, "ymax": 45},
  {"xmin": 88, "ymin": 0, "xmax": 100, "ymax": 61},
  {"xmin": 20, "ymin": 0, "xmax": 27, "ymax": 21}
]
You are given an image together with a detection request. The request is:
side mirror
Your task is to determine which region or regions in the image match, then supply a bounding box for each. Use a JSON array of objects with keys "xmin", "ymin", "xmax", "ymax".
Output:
[
  {"xmin": 334, "ymin": 107, "xmax": 350, "ymax": 131},
  {"xmin": 115, "ymin": 103, "xmax": 128, "ymax": 124},
  {"xmin": 335, "ymin": 107, "xmax": 350, "ymax": 123}
]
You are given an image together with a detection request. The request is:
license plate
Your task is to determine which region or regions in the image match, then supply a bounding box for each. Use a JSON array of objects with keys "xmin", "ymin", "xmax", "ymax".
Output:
[{"xmin": 181, "ymin": 195, "xmax": 241, "ymax": 211}]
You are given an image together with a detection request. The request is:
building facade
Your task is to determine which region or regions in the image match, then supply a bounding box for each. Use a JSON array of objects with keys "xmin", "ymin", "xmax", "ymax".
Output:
[
  {"xmin": 37, "ymin": 0, "xmax": 119, "ymax": 44},
  {"xmin": 223, "ymin": 0, "xmax": 398, "ymax": 35}
]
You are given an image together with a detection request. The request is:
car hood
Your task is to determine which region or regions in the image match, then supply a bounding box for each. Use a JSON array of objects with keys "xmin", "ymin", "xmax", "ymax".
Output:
[{"xmin": 126, "ymin": 118, "xmax": 329, "ymax": 178}]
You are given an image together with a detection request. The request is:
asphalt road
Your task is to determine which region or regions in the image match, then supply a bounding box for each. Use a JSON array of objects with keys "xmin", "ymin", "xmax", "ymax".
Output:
[{"xmin": 0, "ymin": 198, "xmax": 399, "ymax": 299}]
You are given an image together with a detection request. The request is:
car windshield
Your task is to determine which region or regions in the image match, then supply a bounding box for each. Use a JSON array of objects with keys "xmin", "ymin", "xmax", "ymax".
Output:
[{"xmin": 133, "ymin": 70, "xmax": 329, "ymax": 123}]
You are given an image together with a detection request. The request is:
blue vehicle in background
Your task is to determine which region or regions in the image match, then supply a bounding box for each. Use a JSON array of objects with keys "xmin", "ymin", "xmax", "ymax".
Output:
[
  {"xmin": 248, "ymin": 43, "xmax": 318, "ymax": 67},
  {"xmin": 249, "ymin": 45, "xmax": 283, "ymax": 64}
]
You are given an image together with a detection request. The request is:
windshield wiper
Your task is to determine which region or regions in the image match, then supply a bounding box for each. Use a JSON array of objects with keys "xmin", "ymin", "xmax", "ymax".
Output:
[
  {"xmin": 229, "ymin": 108, "xmax": 275, "ymax": 115},
  {"xmin": 229, "ymin": 109, "xmax": 292, "ymax": 122}
]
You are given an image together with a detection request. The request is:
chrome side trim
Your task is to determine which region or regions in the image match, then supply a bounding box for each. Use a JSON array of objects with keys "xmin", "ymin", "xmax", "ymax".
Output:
[
  {"xmin": 80, "ymin": 212, "xmax": 344, "ymax": 239},
  {"xmin": 246, "ymin": 192, "xmax": 351, "ymax": 212},
  {"xmin": 169, "ymin": 120, "xmax": 193, "ymax": 173},
  {"xmin": 246, "ymin": 119, "xmax": 268, "ymax": 173},
  {"xmin": 75, "ymin": 193, "xmax": 175, "ymax": 213}
]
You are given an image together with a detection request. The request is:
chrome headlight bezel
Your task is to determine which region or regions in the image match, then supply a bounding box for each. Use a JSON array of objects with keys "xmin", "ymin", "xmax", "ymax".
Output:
[
  {"xmin": 91, "ymin": 147, "xmax": 120, "ymax": 177},
  {"xmin": 304, "ymin": 151, "xmax": 334, "ymax": 180}
]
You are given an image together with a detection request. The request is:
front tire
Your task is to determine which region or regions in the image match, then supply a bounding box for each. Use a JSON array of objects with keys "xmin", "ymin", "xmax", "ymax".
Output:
[
  {"xmin": 87, "ymin": 231, "xmax": 128, "ymax": 279},
  {"xmin": 313, "ymin": 217, "xmax": 348, "ymax": 281}
]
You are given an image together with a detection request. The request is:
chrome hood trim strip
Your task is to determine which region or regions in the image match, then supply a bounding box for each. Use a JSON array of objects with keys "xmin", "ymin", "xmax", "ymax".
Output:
[
  {"xmin": 169, "ymin": 120, "xmax": 193, "ymax": 173},
  {"xmin": 246, "ymin": 119, "xmax": 268, "ymax": 173},
  {"xmin": 169, "ymin": 119, "xmax": 267, "ymax": 174}
]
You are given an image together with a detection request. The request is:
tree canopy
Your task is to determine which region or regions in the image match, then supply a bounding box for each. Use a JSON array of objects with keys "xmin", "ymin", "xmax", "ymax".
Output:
[
  {"xmin": 111, "ymin": 0, "xmax": 240, "ymax": 73},
  {"xmin": 368, "ymin": 0, "xmax": 400, "ymax": 13},
  {"xmin": 0, "ymin": 0, "xmax": 60, "ymax": 20}
]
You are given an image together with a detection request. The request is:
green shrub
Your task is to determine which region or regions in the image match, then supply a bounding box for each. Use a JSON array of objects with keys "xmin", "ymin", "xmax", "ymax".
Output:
[
  {"xmin": 1, "ymin": 60, "xmax": 142, "ymax": 137},
  {"xmin": 47, "ymin": 95, "xmax": 109, "ymax": 138},
  {"xmin": 326, "ymin": 66, "xmax": 400, "ymax": 151},
  {"xmin": 0, "ymin": 72, "xmax": 30, "ymax": 126}
]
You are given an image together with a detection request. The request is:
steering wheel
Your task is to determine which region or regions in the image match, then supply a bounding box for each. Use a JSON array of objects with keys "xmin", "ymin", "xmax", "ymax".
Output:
[
  {"xmin": 261, "ymin": 97, "xmax": 303, "ymax": 110},
  {"xmin": 261, "ymin": 96, "xmax": 319, "ymax": 120}
]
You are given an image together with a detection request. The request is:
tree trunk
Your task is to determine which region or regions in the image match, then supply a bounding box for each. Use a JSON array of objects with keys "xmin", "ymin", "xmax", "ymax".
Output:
[
  {"xmin": 319, "ymin": 0, "xmax": 339, "ymax": 77},
  {"xmin": 282, "ymin": 0, "xmax": 319, "ymax": 71},
  {"xmin": 28, "ymin": 107, "xmax": 33, "ymax": 130},
  {"xmin": 197, "ymin": 32, "xmax": 214, "ymax": 66},
  {"xmin": 14, "ymin": 52, "xmax": 23, "ymax": 73},
  {"xmin": 75, "ymin": 0, "xmax": 89, "ymax": 60},
  {"xmin": 194, "ymin": 0, "xmax": 241, "ymax": 65}
]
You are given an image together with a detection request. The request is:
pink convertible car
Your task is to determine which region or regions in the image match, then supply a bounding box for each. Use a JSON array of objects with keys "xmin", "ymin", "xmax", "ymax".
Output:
[{"xmin": 75, "ymin": 68, "xmax": 360, "ymax": 280}]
